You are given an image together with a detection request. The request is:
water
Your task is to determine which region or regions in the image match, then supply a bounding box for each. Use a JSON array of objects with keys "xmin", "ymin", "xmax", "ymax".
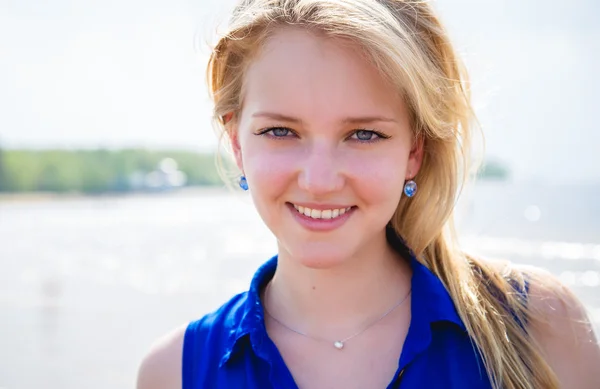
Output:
[{"xmin": 0, "ymin": 181, "xmax": 598, "ymax": 389}]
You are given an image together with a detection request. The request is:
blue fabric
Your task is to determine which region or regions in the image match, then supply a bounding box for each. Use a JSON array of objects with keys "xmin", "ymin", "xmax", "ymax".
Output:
[{"xmin": 182, "ymin": 232, "xmax": 495, "ymax": 388}]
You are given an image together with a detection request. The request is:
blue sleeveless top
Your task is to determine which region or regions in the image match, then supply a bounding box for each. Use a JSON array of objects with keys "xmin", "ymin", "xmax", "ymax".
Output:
[{"xmin": 182, "ymin": 232, "xmax": 521, "ymax": 388}]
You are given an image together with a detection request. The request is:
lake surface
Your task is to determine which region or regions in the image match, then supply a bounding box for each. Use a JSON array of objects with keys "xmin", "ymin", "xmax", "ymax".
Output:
[{"xmin": 0, "ymin": 181, "xmax": 599, "ymax": 389}]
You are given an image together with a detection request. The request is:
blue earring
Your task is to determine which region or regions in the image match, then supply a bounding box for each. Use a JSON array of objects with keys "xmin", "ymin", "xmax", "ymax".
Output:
[
  {"xmin": 404, "ymin": 179, "xmax": 417, "ymax": 198},
  {"xmin": 239, "ymin": 175, "xmax": 249, "ymax": 191}
]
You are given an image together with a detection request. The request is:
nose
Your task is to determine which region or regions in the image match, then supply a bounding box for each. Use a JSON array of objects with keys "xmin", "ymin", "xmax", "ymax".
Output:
[{"xmin": 297, "ymin": 143, "xmax": 344, "ymax": 196}]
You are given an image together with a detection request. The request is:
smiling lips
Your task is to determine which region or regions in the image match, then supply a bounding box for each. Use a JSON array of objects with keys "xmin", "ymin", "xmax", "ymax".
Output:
[{"xmin": 291, "ymin": 204, "xmax": 353, "ymax": 220}]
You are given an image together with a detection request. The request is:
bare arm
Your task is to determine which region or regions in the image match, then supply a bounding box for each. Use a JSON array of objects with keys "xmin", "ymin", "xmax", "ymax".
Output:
[
  {"xmin": 136, "ymin": 324, "xmax": 187, "ymax": 389},
  {"xmin": 524, "ymin": 267, "xmax": 600, "ymax": 388}
]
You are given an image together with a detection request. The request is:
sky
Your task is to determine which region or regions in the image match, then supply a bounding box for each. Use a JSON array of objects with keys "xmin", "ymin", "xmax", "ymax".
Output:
[{"xmin": 1, "ymin": 0, "xmax": 598, "ymax": 183}]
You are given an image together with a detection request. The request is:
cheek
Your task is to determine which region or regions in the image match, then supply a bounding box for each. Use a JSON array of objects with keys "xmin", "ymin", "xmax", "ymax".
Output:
[
  {"xmin": 242, "ymin": 141, "xmax": 302, "ymax": 198},
  {"xmin": 344, "ymin": 150, "xmax": 407, "ymax": 205}
]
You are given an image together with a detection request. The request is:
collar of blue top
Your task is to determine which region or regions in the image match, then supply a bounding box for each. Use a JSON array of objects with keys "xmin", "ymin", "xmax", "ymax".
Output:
[{"xmin": 219, "ymin": 226, "xmax": 467, "ymax": 369}]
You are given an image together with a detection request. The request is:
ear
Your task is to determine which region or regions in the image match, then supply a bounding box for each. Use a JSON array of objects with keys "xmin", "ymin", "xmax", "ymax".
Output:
[
  {"xmin": 229, "ymin": 128, "xmax": 244, "ymax": 173},
  {"xmin": 407, "ymin": 134, "xmax": 424, "ymax": 179},
  {"xmin": 222, "ymin": 112, "xmax": 244, "ymax": 173}
]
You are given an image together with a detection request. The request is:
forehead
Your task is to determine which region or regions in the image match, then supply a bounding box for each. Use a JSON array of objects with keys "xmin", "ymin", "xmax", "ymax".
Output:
[{"xmin": 241, "ymin": 27, "xmax": 407, "ymax": 123}]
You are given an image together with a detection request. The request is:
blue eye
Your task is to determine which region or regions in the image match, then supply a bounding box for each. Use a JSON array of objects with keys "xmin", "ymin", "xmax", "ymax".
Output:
[
  {"xmin": 350, "ymin": 130, "xmax": 386, "ymax": 142},
  {"xmin": 271, "ymin": 127, "xmax": 290, "ymax": 137},
  {"xmin": 257, "ymin": 127, "xmax": 294, "ymax": 138}
]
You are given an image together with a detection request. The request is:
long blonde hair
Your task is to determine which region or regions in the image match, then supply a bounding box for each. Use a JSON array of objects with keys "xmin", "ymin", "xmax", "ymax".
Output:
[{"xmin": 206, "ymin": 1, "xmax": 559, "ymax": 388}]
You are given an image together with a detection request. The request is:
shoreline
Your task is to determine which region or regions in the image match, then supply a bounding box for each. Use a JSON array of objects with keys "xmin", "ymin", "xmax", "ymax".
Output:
[{"xmin": 0, "ymin": 186, "xmax": 231, "ymax": 203}]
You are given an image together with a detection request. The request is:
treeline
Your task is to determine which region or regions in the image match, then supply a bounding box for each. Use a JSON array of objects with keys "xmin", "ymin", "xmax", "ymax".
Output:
[
  {"xmin": 0, "ymin": 148, "xmax": 234, "ymax": 194},
  {"xmin": 476, "ymin": 160, "xmax": 510, "ymax": 181}
]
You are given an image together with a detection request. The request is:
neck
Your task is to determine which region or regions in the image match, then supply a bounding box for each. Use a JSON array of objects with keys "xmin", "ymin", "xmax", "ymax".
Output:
[{"xmin": 263, "ymin": 233, "xmax": 412, "ymax": 339}]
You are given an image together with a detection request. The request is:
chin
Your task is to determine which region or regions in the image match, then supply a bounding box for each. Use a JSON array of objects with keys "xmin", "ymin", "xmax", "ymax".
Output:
[{"xmin": 281, "ymin": 242, "xmax": 356, "ymax": 269}]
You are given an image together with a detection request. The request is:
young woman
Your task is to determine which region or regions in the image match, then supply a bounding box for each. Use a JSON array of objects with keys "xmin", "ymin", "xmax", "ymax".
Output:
[{"xmin": 137, "ymin": 1, "xmax": 600, "ymax": 388}]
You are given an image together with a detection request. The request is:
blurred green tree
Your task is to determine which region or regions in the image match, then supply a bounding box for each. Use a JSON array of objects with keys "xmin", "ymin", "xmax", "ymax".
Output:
[
  {"xmin": 0, "ymin": 149, "xmax": 233, "ymax": 193},
  {"xmin": 0, "ymin": 144, "xmax": 6, "ymax": 192}
]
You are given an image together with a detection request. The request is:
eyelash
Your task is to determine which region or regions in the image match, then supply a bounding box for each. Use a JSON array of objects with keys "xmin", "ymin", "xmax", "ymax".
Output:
[{"xmin": 255, "ymin": 127, "xmax": 390, "ymax": 144}]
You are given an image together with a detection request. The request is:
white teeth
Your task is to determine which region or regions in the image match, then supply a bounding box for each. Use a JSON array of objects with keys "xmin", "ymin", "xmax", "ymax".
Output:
[{"xmin": 293, "ymin": 205, "xmax": 352, "ymax": 220}]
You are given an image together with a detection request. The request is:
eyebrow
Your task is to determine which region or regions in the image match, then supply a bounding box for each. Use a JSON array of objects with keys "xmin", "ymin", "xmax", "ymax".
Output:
[{"xmin": 251, "ymin": 111, "xmax": 398, "ymax": 125}]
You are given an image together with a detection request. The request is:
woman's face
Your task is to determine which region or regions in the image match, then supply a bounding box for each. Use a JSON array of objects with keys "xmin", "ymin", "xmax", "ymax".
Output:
[{"xmin": 232, "ymin": 28, "xmax": 423, "ymax": 268}]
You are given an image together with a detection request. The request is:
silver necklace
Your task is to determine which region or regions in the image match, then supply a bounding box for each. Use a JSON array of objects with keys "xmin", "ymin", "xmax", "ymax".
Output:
[{"xmin": 263, "ymin": 283, "xmax": 411, "ymax": 350}]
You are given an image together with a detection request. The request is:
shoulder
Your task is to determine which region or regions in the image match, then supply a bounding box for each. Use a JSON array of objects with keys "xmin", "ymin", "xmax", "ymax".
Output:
[
  {"xmin": 136, "ymin": 292, "xmax": 250, "ymax": 389},
  {"xmin": 136, "ymin": 324, "xmax": 187, "ymax": 389},
  {"xmin": 515, "ymin": 264, "xmax": 600, "ymax": 388}
]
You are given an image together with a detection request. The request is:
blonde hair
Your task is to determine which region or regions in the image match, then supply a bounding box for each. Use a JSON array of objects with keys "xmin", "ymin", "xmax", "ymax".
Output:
[{"xmin": 206, "ymin": 1, "xmax": 560, "ymax": 388}]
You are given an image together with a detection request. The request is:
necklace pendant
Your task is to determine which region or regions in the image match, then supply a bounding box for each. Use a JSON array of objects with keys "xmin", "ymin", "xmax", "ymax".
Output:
[{"xmin": 333, "ymin": 341, "xmax": 344, "ymax": 350}]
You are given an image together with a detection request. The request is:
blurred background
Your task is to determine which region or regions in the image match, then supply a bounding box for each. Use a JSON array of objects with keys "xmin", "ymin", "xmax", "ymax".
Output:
[{"xmin": 0, "ymin": 0, "xmax": 598, "ymax": 388}]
